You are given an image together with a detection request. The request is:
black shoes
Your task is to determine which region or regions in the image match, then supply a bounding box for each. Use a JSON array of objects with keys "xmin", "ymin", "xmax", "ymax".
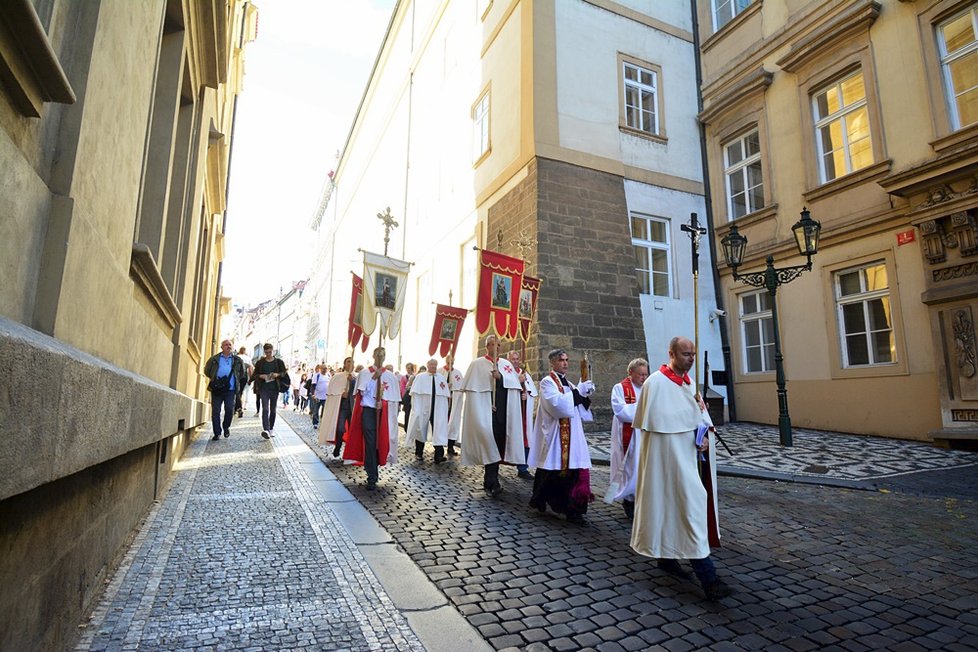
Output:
[
  {"xmin": 517, "ymin": 470, "xmax": 534, "ymax": 480},
  {"xmin": 566, "ymin": 513, "xmax": 586, "ymax": 525},
  {"xmin": 657, "ymin": 559, "xmax": 691, "ymax": 580},
  {"xmin": 366, "ymin": 481, "xmax": 377, "ymax": 491},
  {"xmin": 212, "ymin": 434, "xmax": 220, "ymax": 441},
  {"xmin": 703, "ymin": 579, "xmax": 733, "ymax": 600},
  {"xmin": 487, "ymin": 483, "xmax": 503, "ymax": 497},
  {"xmin": 261, "ymin": 431, "xmax": 270, "ymax": 439},
  {"xmin": 223, "ymin": 430, "xmax": 230, "ymax": 438}
]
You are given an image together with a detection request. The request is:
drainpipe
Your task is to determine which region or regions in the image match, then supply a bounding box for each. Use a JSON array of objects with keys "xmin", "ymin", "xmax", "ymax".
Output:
[{"xmin": 689, "ymin": 0, "xmax": 737, "ymax": 421}]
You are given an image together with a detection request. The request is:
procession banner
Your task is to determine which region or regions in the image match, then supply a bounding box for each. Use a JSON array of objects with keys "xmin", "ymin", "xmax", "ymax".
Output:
[
  {"xmin": 428, "ymin": 304, "xmax": 469, "ymax": 357},
  {"xmin": 348, "ymin": 273, "xmax": 369, "ymax": 352},
  {"xmin": 517, "ymin": 275, "xmax": 541, "ymax": 342},
  {"xmin": 475, "ymin": 249, "xmax": 525, "ymax": 340},
  {"xmin": 361, "ymin": 250, "xmax": 411, "ymax": 340}
]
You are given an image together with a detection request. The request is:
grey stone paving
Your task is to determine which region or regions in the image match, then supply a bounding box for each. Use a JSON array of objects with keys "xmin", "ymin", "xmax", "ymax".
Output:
[
  {"xmin": 283, "ymin": 410, "xmax": 978, "ymax": 652},
  {"xmin": 75, "ymin": 414, "xmax": 424, "ymax": 651},
  {"xmin": 588, "ymin": 422, "xmax": 978, "ymax": 482}
]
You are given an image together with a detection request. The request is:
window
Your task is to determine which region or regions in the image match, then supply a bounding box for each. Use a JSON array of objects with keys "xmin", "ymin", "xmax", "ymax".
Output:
[
  {"xmin": 630, "ymin": 213, "xmax": 670, "ymax": 296},
  {"xmin": 723, "ymin": 129, "xmax": 765, "ymax": 220},
  {"xmin": 472, "ymin": 91, "xmax": 490, "ymax": 162},
  {"xmin": 835, "ymin": 262, "xmax": 894, "ymax": 367},
  {"xmin": 937, "ymin": 5, "xmax": 978, "ymax": 129},
  {"xmin": 713, "ymin": 0, "xmax": 754, "ymax": 31},
  {"xmin": 623, "ymin": 62, "xmax": 659, "ymax": 136},
  {"xmin": 739, "ymin": 290, "xmax": 774, "ymax": 373},
  {"xmin": 813, "ymin": 71, "xmax": 873, "ymax": 182}
]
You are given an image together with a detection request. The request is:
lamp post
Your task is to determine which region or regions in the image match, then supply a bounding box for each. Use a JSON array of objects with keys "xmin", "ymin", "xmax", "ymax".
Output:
[{"xmin": 719, "ymin": 208, "xmax": 821, "ymax": 447}]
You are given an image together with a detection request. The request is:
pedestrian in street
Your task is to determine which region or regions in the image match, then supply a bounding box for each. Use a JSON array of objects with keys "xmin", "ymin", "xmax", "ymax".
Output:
[
  {"xmin": 309, "ymin": 365, "xmax": 328, "ymax": 429},
  {"xmin": 604, "ymin": 358, "xmax": 649, "ymax": 519},
  {"xmin": 343, "ymin": 347, "xmax": 400, "ymax": 490},
  {"xmin": 407, "ymin": 359, "xmax": 451, "ymax": 463},
  {"xmin": 203, "ymin": 339, "xmax": 248, "ymax": 441},
  {"xmin": 400, "ymin": 362, "xmax": 416, "ymax": 429},
  {"xmin": 253, "ymin": 343, "xmax": 287, "ymax": 439},
  {"xmin": 235, "ymin": 346, "xmax": 254, "ymax": 418},
  {"xmin": 460, "ymin": 335, "xmax": 525, "ymax": 497},
  {"xmin": 507, "ymin": 349, "xmax": 537, "ymax": 481},
  {"xmin": 443, "ymin": 354, "xmax": 464, "ymax": 457},
  {"xmin": 630, "ymin": 336, "xmax": 731, "ymax": 600},
  {"xmin": 298, "ymin": 372, "xmax": 309, "ymax": 412},
  {"xmin": 321, "ymin": 357, "xmax": 356, "ymax": 458},
  {"xmin": 527, "ymin": 349, "xmax": 595, "ymax": 524}
]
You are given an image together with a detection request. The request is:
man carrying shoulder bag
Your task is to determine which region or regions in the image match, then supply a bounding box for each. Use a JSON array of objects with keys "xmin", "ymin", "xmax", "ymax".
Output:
[
  {"xmin": 253, "ymin": 342, "xmax": 288, "ymax": 439},
  {"xmin": 204, "ymin": 339, "xmax": 248, "ymax": 441}
]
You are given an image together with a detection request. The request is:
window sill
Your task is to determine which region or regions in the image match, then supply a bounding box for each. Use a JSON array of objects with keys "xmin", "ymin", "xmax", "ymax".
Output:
[
  {"xmin": 0, "ymin": 0, "xmax": 75, "ymax": 117},
  {"xmin": 472, "ymin": 146, "xmax": 491, "ymax": 169},
  {"xmin": 619, "ymin": 125, "xmax": 667, "ymax": 145},
  {"xmin": 830, "ymin": 362, "xmax": 907, "ymax": 380},
  {"xmin": 130, "ymin": 243, "xmax": 182, "ymax": 330},
  {"xmin": 701, "ymin": 1, "xmax": 763, "ymax": 54},
  {"xmin": 716, "ymin": 203, "xmax": 779, "ymax": 237},
  {"xmin": 803, "ymin": 159, "xmax": 891, "ymax": 203},
  {"xmin": 735, "ymin": 370, "xmax": 775, "ymax": 384},
  {"xmin": 930, "ymin": 122, "xmax": 978, "ymax": 155}
]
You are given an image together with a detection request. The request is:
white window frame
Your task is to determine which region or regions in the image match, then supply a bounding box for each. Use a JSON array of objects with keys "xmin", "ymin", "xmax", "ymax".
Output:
[
  {"xmin": 937, "ymin": 5, "xmax": 978, "ymax": 130},
  {"xmin": 713, "ymin": 0, "xmax": 754, "ymax": 31},
  {"xmin": 812, "ymin": 70, "xmax": 873, "ymax": 183},
  {"xmin": 630, "ymin": 213, "xmax": 671, "ymax": 297},
  {"xmin": 722, "ymin": 129, "xmax": 765, "ymax": 221},
  {"xmin": 623, "ymin": 61, "xmax": 659, "ymax": 136},
  {"xmin": 472, "ymin": 90, "xmax": 490, "ymax": 163},
  {"xmin": 739, "ymin": 290, "xmax": 774, "ymax": 374},
  {"xmin": 834, "ymin": 262, "xmax": 895, "ymax": 368}
]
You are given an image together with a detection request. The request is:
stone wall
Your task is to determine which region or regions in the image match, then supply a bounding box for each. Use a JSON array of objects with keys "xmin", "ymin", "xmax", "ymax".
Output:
[{"xmin": 488, "ymin": 158, "xmax": 646, "ymax": 428}]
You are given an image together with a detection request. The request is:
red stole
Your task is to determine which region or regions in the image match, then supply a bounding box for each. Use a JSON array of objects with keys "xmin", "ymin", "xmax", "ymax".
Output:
[
  {"xmin": 660, "ymin": 364, "xmax": 691, "ymax": 386},
  {"xmin": 550, "ymin": 372, "xmax": 572, "ymax": 471},
  {"xmin": 342, "ymin": 388, "xmax": 391, "ymax": 467},
  {"xmin": 620, "ymin": 378, "xmax": 636, "ymax": 452}
]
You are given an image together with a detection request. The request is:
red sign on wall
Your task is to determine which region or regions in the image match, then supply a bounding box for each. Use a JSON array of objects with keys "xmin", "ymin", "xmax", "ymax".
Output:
[{"xmin": 896, "ymin": 229, "xmax": 916, "ymax": 246}]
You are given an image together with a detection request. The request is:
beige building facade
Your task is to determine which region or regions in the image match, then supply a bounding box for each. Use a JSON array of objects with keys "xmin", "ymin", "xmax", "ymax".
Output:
[
  {"xmin": 311, "ymin": 0, "xmax": 725, "ymax": 427},
  {"xmin": 696, "ymin": 0, "xmax": 977, "ymax": 443},
  {"xmin": 0, "ymin": 1, "xmax": 256, "ymax": 648}
]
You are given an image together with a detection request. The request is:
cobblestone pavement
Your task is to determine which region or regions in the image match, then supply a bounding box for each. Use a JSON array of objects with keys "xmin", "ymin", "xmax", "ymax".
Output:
[
  {"xmin": 588, "ymin": 422, "xmax": 978, "ymax": 483},
  {"xmin": 75, "ymin": 414, "xmax": 424, "ymax": 651},
  {"xmin": 283, "ymin": 410, "xmax": 978, "ymax": 652}
]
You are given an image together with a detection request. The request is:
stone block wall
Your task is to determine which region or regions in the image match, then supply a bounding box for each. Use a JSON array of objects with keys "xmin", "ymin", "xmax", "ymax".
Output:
[{"xmin": 488, "ymin": 158, "xmax": 646, "ymax": 428}]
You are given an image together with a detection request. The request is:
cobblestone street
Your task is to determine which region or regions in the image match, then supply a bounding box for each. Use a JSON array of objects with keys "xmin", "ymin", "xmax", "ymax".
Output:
[{"xmin": 284, "ymin": 411, "xmax": 978, "ymax": 652}]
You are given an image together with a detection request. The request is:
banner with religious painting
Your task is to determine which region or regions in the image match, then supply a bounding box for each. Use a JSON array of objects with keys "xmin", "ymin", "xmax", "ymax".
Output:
[
  {"xmin": 475, "ymin": 249, "xmax": 525, "ymax": 340},
  {"xmin": 428, "ymin": 304, "xmax": 469, "ymax": 357},
  {"xmin": 348, "ymin": 273, "xmax": 369, "ymax": 352},
  {"xmin": 361, "ymin": 251, "xmax": 411, "ymax": 340},
  {"xmin": 516, "ymin": 275, "xmax": 541, "ymax": 342}
]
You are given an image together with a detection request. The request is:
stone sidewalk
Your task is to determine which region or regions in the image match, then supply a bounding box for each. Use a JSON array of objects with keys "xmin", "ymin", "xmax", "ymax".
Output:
[
  {"xmin": 74, "ymin": 413, "xmax": 488, "ymax": 652},
  {"xmin": 588, "ymin": 422, "xmax": 978, "ymax": 488}
]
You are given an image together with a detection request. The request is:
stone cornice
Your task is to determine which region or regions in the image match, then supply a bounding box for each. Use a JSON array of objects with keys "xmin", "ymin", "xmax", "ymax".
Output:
[
  {"xmin": 878, "ymin": 146, "xmax": 978, "ymax": 198},
  {"xmin": 776, "ymin": 0, "xmax": 881, "ymax": 73},
  {"xmin": 701, "ymin": 0, "xmax": 763, "ymax": 54},
  {"xmin": 0, "ymin": 0, "xmax": 75, "ymax": 117},
  {"xmin": 699, "ymin": 66, "xmax": 773, "ymax": 125},
  {"xmin": 130, "ymin": 243, "xmax": 182, "ymax": 330}
]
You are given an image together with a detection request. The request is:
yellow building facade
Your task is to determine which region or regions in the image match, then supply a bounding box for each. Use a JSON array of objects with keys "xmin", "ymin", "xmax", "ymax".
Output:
[
  {"xmin": 696, "ymin": 0, "xmax": 977, "ymax": 443},
  {"xmin": 0, "ymin": 1, "xmax": 256, "ymax": 648}
]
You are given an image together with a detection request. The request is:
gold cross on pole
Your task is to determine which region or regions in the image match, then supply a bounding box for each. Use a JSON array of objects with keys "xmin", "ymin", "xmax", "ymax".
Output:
[{"xmin": 376, "ymin": 207, "xmax": 399, "ymax": 256}]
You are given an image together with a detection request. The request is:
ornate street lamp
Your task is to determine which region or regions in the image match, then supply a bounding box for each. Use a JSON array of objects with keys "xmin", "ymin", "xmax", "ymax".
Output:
[{"xmin": 719, "ymin": 208, "xmax": 822, "ymax": 447}]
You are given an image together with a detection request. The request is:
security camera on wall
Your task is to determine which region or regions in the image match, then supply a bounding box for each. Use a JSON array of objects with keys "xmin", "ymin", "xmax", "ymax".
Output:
[{"xmin": 709, "ymin": 309, "xmax": 726, "ymax": 323}]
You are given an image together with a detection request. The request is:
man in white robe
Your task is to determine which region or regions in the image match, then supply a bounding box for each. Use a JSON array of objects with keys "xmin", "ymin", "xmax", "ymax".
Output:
[
  {"xmin": 408, "ymin": 358, "xmax": 451, "ymax": 463},
  {"xmin": 527, "ymin": 349, "xmax": 595, "ymax": 524},
  {"xmin": 343, "ymin": 347, "xmax": 401, "ymax": 490},
  {"xmin": 460, "ymin": 335, "xmax": 525, "ymax": 496},
  {"xmin": 443, "ymin": 354, "xmax": 464, "ymax": 456},
  {"xmin": 630, "ymin": 336, "xmax": 731, "ymax": 600},
  {"xmin": 604, "ymin": 358, "xmax": 650, "ymax": 519},
  {"xmin": 507, "ymin": 350, "xmax": 537, "ymax": 480},
  {"xmin": 319, "ymin": 357, "xmax": 355, "ymax": 458}
]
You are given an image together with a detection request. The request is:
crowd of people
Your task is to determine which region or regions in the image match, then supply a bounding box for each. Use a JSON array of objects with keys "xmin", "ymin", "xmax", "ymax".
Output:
[{"xmin": 203, "ymin": 335, "xmax": 732, "ymax": 600}]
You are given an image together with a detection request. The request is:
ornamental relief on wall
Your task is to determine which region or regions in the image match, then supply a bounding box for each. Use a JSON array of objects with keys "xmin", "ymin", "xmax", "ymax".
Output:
[
  {"xmin": 947, "ymin": 305, "xmax": 978, "ymax": 402},
  {"xmin": 920, "ymin": 205, "xmax": 978, "ymax": 274}
]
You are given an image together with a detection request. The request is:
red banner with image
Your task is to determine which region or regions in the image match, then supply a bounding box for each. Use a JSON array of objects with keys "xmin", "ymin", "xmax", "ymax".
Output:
[
  {"xmin": 517, "ymin": 275, "xmax": 541, "ymax": 342},
  {"xmin": 475, "ymin": 249, "xmax": 525, "ymax": 340},
  {"xmin": 348, "ymin": 273, "xmax": 369, "ymax": 352},
  {"xmin": 428, "ymin": 304, "xmax": 469, "ymax": 357}
]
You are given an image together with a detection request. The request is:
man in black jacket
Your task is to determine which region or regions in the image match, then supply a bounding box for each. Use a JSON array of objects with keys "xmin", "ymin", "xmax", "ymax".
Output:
[{"xmin": 204, "ymin": 339, "xmax": 248, "ymax": 441}]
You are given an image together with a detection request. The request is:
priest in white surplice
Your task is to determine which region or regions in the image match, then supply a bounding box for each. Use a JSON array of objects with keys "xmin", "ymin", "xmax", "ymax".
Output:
[
  {"xmin": 443, "ymin": 354, "xmax": 464, "ymax": 457},
  {"xmin": 527, "ymin": 349, "xmax": 595, "ymax": 524},
  {"xmin": 408, "ymin": 359, "xmax": 451, "ymax": 463},
  {"xmin": 630, "ymin": 336, "xmax": 731, "ymax": 600},
  {"xmin": 460, "ymin": 335, "xmax": 525, "ymax": 496},
  {"xmin": 319, "ymin": 357, "xmax": 354, "ymax": 455},
  {"xmin": 507, "ymin": 349, "xmax": 537, "ymax": 481},
  {"xmin": 603, "ymin": 358, "xmax": 650, "ymax": 519}
]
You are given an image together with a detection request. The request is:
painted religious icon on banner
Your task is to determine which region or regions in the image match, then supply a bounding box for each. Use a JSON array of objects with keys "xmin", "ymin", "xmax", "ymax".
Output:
[
  {"xmin": 353, "ymin": 291, "xmax": 364, "ymax": 327},
  {"xmin": 375, "ymin": 273, "xmax": 397, "ymax": 309},
  {"xmin": 439, "ymin": 318, "xmax": 458, "ymax": 341},
  {"xmin": 518, "ymin": 289, "xmax": 533, "ymax": 319},
  {"xmin": 491, "ymin": 273, "xmax": 512, "ymax": 310}
]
